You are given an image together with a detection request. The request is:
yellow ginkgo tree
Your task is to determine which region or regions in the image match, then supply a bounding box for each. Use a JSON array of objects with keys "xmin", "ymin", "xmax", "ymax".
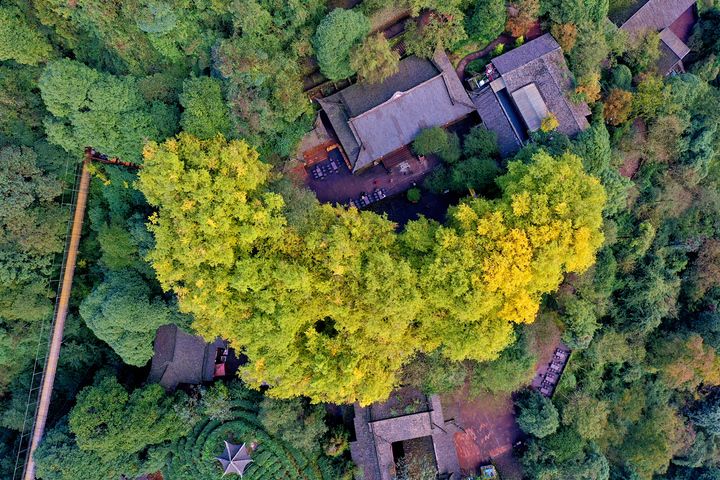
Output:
[{"xmin": 139, "ymin": 134, "xmax": 605, "ymax": 405}]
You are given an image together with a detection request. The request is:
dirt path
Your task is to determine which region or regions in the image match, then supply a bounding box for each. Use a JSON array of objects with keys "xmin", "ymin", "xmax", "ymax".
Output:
[
  {"xmin": 455, "ymin": 34, "xmax": 512, "ymax": 80},
  {"xmin": 619, "ymin": 118, "xmax": 648, "ymax": 178},
  {"xmin": 454, "ymin": 22, "xmax": 544, "ymax": 80},
  {"xmin": 442, "ymin": 387, "xmax": 523, "ymax": 478}
]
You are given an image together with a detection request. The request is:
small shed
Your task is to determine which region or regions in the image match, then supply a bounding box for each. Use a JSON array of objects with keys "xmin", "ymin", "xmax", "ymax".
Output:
[{"xmin": 147, "ymin": 324, "xmax": 229, "ymax": 391}]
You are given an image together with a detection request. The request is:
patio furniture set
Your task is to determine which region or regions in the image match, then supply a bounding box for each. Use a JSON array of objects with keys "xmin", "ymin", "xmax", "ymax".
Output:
[
  {"xmin": 539, "ymin": 348, "xmax": 570, "ymax": 397},
  {"xmin": 310, "ymin": 158, "xmax": 340, "ymax": 180},
  {"xmin": 348, "ymin": 188, "xmax": 388, "ymax": 209}
]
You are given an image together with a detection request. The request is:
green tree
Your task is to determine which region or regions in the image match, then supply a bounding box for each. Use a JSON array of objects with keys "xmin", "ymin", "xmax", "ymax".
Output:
[
  {"xmin": 465, "ymin": 0, "xmax": 506, "ymax": 45},
  {"xmin": 407, "ymin": 187, "xmax": 422, "ymax": 203},
  {"xmin": 214, "ymin": 0, "xmax": 324, "ymax": 156},
  {"xmin": 313, "ymin": 9, "xmax": 370, "ymax": 80},
  {"xmin": 523, "ymin": 431, "xmax": 611, "ymax": 480},
  {"xmin": 610, "ymin": 64, "xmax": 633, "ymax": 90},
  {"xmin": 78, "ymin": 270, "xmax": 176, "ymax": 367},
  {"xmin": 39, "ymin": 59, "xmax": 178, "ymax": 162},
  {"xmin": 199, "ymin": 383, "xmax": 233, "ymax": 422},
  {"xmin": 667, "ymin": 73, "xmax": 720, "ymax": 180},
  {"xmin": 35, "ymin": 377, "xmax": 194, "ymax": 480},
  {"xmin": 612, "ymin": 256, "xmax": 680, "ymax": 333},
  {"xmin": 413, "ymin": 126, "xmax": 461, "ymax": 163},
  {"xmin": 561, "ymin": 393, "xmax": 609, "ymax": 440},
  {"xmin": 568, "ymin": 23, "xmax": 611, "ymax": 79},
  {"xmin": 69, "ymin": 377, "xmax": 193, "ymax": 459},
  {"xmin": 0, "ymin": 145, "xmax": 64, "ymax": 392},
  {"xmin": 0, "ymin": 6, "xmax": 53, "ymax": 65},
  {"xmin": 35, "ymin": 423, "xmax": 145, "ymax": 480},
  {"xmin": 561, "ymin": 297, "xmax": 600, "ymax": 349},
  {"xmin": 516, "ymin": 390, "xmax": 560, "ymax": 438},
  {"xmin": 403, "ymin": 350, "xmax": 468, "ymax": 394},
  {"xmin": 96, "ymin": 222, "xmax": 141, "ymax": 270},
  {"xmin": 350, "ymin": 33, "xmax": 400, "ymax": 84},
  {"xmin": 406, "ymin": 0, "xmax": 465, "ymax": 16},
  {"xmin": 450, "ymin": 157, "xmax": 501, "ymax": 194},
  {"xmin": 463, "ymin": 126, "xmax": 499, "ymax": 158},
  {"xmin": 625, "ymin": 30, "xmax": 661, "ymax": 74},
  {"xmin": 179, "ymin": 76, "xmax": 231, "ymax": 140},
  {"xmin": 541, "ymin": 0, "xmax": 608, "ymax": 25},
  {"xmin": 690, "ymin": 390, "xmax": 720, "ymax": 436},
  {"xmin": 632, "ymin": 74, "xmax": 671, "ymax": 121},
  {"xmin": 405, "ymin": 12, "xmax": 467, "ymax": 58},
  {"xmin": 571, "ymin": 120, "xmax": 631, "ymax": 218},
  {"xmin": 259, "ymin": 397, "xmax": 328, "ymax": 453},
  {"xmin": 0, "ymin": 65, "xmax": 47, "ymax": 146},
  {"xmin": 621, "ymin": 406, "xmax": 687, "ymax": 479},
  {"xmin": 470, "ymin": 335, "xmax": 536, "ymax": 394},
  {"xmin": 0, "ymin": 145, "xmax": 64, "ymax": 274}
]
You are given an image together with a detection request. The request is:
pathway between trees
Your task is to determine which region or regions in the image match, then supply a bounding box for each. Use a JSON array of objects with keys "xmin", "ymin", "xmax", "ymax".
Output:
[
  {"xmin": 454, "ymin": 22, "xmax": 544, "ymax": 81},
  {"xmin": 454, "ymin": 34, "xmax": 512, "ymax": 81}
]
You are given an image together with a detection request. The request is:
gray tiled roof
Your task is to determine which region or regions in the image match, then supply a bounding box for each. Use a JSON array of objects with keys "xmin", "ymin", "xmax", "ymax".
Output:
[
  {"xmin": 348, "ymin": 74, "xmax": 475, "ymax": 171},
  {"xmin": 620, "ymin": 0, "xmax": 695, "ymax": 36},
  {"xmin": 147, "ymin": 324, "xmax": 224, "ymax": 391},
  {"xmin": 660, "ymin": 27, "xmax": 690, "ymax": 59},
  {"xmin": 492, "ymin": 34, "xmax": 560, "ymax": 75},
  {"xmin": 350, "ymin": 394, "xmax": 460, "ymax": 480},
  {"xmin": 471, "ymin": 88, "xmax": 522, "ymax": 157},
  {"xmin": 319, "ymin": 51, "xmax": 474, "ymax": 172},
  {"xmin": 492, "ymin": 34, "xmax": 590, "ymax": 138},
  {"xmin": 511, "ymin": 83, "xmax": 549, "ymax": 132},
  {"xmin": 335, "ymin": 56, "xmax": 440, "ymax": 117},
  {"xmin": 317, "ymin": 97, "xmax": 361, "ymax": 167},
  {"xmin": 657, "ymin": 39, "xmax": 683, "ymax": 75}
]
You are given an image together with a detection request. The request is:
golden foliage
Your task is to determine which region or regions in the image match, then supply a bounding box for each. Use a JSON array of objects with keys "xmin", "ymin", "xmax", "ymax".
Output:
[
  {"xmin": 550, "ymin": 23, "xmax": 577, "ymax": 52},
  {"xmin": 603, "ymin": 88, "xmax": 634, "ymax": 126},
  {"xmin": 540, "ymin": 113, "xmax": 559, "ymax": 132},
  {"xmin": 139, "ymin": 136, "xmax": 606, "ymax": 404},
  {"xmin": 506, "ymin": 0, "xmax": 540, "ymax": 37},
  {"xmin": 575, "ymin": 73, "xmax": 602, "ymax": 104}
]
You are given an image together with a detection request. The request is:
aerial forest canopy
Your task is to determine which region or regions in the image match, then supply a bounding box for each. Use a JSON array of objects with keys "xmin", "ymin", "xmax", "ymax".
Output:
[
  {"xmin": 7, "ymin": 0, "xmax": 720, "ymax": 477},
  {"xmin": 138, "ymin": 134, "xmax": 605, "ymax": 404}
]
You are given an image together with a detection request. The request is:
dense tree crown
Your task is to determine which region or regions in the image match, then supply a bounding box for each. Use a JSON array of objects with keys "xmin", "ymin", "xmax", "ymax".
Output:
[
  {"xmin": 79, "ymin": 270, "xmax": 180, "ymax": 367},
  {"xmin": 39, "ymin": 59, "xmax": 177, "ymax": 163},
  {"xmin": 313, "ymin": 8, "xmax": 370, "ymax": 81},
  {"xmin": 139, "ymin": 134, "xmax": 605, "ymax": 404},
  {"xmin": 0, "ymin": 6, "xmax": 53, "ymax": 65},
  {"xmin": 350, "ymin": 33, "xmax": 400, "ymax": 84}
]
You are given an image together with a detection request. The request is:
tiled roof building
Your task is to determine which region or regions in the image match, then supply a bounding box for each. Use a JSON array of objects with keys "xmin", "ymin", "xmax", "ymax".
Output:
[
  {"xmin": 472, "ymin": 34, "xmax": 590, "ymax": 156},
  {"xmin": 350, "ymin": 393, "xmax": 461, "ymax": 480},
  {"xmin": 147, "ymin": 324, "xmax": 227, "ymax": 391},
  {"xmin": 617, "ymin": 0, "xmax": 697, "ymax": 75},
  {"xmin": 318, "ymin": 51, "xmax": 475, "ymax": 173}
]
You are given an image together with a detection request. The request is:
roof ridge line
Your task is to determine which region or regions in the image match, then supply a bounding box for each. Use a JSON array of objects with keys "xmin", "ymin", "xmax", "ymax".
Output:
[
  {"xmin": 622, "ymin": 0, "xmax": 654, "ymax": 27},
  {"xmin": 347, "ymin": 73, "xmax": 445, "ymax": 123}
]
